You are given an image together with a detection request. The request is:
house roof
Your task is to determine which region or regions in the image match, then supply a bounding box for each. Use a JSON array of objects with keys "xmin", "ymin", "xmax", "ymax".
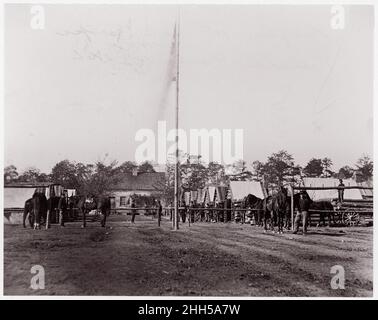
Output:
[
  {"xmin": 110, "ymin": 172, "xmax": 165, "ymax": 191},
  {"xmin": 4, "ymin": 181, "xmax": 54, "ymax": 188}
]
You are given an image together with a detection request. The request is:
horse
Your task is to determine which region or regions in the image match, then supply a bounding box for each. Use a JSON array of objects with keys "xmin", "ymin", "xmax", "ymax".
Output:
[
  {"xmin": 264, "ymin": 187, "xmax": 288, "ymax": 234},
  {"xmin": 31, "ymin": 193, "xmax": 48, "ymax": 230},
  {"xmin": 77, "ymin": 195, "xmax": 98, "ymax": 228},
  {"xmin": 244, "ymin": 194, "xmax": 264, "ymax": 226},
  {"xmin": 23, "ymin": 198, "xmax": 34, "ymax": 228},
  {"xmin": 310, "ymin": 200, "xmax": 335, "ymax": 227}
]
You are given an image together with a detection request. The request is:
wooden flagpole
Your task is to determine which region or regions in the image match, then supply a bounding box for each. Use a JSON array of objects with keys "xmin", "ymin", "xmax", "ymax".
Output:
[{"xmin": 174, "ymin": 8, "xmax": 181, "ymax": 231}]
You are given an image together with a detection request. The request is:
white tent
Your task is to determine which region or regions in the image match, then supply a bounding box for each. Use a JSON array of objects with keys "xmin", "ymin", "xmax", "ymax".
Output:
[
  {"xmin": 301, "ymin": 178, "xmax": 363, "ymax": 201},
  {"xmin": 66, "ymin": 189, "xmax": 77, "ymax": 197},
  {"xmin": 229, "ymin": 181, "xmax": 264, "ymax": 200},
  {"xmin": 208, "ymin": 186, "xmax": 216, "ymax": 202}
]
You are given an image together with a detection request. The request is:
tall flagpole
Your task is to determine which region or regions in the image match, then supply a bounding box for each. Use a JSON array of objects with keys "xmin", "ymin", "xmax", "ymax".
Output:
[{"xmin": 174, "ymin": 8, "xmax": 180, "ymax": 231}]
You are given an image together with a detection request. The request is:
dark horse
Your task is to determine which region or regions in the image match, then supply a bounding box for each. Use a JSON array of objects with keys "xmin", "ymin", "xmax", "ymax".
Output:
[
  {"xmin": 244, "ymin": 194, "xmax": 264, "ymax": 226},
  {"xmin": 77, "ymin": 195, "xmax": 111, "ymax": 228},
  {"xmin": 310, "ymin": 200, "xmax": 335, "ymax": 227},
  {"xmin": 31, "ymin": 193, "xmax": 48, "ymax": 229},
  {"xmin": 263, "ymin": 187, "xmax": 288, "ymax": 234}
]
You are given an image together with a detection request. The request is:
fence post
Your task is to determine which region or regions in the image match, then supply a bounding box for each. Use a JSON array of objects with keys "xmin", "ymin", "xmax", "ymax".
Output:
[{"xmin": 290, "ymin": 185, "xmax": 294, "ymax": 231}]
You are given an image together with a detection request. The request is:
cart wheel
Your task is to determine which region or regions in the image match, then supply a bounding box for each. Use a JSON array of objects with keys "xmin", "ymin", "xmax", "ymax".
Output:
[{"xmin": 342, "ymin": 209, "xmax": 360, "ymax": 227}]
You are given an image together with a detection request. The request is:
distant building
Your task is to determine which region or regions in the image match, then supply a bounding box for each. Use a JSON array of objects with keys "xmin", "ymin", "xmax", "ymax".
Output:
[{"xmin": 108, "ymin": 170, "xmax": 165, "ymax": 209}]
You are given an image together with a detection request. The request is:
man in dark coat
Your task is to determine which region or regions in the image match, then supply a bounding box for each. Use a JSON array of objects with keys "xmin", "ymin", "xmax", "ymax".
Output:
[
  {"xmin": 157, "ymin": 200, "xmax": 162, "ymax": 227},
  {"xmin": 293, "ymin": 190, "xmax": 313, "ymax": 235},
  {"xmin": 57, "ymin": 193, "xmax": 67, "ymax": 227},
  {"xmin": 131, "ymin": 200, "xmax": 136, "ymax": 223}
]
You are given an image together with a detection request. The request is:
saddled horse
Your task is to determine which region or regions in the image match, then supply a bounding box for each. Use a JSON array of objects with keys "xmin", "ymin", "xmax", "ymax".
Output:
[
  {"xmin": 77, "ymin": 195, "xmax": 111, "ymax": 228},
  {"xmin": 244, "ymin": 194, "xmax": 264, "ymax": 226},
  {"xmin": 263, "ymin": 187, "xmax": 288, "ymax": 234},
  {"xmin": 77, "ymin": 196, "xmax": 98, "ymax": 228}
]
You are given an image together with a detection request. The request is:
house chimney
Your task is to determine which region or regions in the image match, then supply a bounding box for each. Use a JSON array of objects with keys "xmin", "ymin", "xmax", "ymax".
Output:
[{"xmin": 132, "ymin": 167, "xmax": 138, "ymax": 176}]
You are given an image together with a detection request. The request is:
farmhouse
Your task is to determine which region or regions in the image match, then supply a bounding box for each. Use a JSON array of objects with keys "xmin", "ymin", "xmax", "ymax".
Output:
[{"xmin": 109, "ymin": 170, "xmax": 165, "ymax": 209}]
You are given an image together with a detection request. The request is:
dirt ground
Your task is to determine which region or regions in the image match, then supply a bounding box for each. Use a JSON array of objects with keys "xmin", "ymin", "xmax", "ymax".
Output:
[{"xmin": 3, "ymin": 214, "xmax": 373, "ymax": 297}]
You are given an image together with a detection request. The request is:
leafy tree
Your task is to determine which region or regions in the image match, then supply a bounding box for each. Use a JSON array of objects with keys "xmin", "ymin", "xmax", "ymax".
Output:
[
  {"xmin": 180, "ymin": 155, "xmax": 208, "ymax": 190},
  {"xmin": 207, "ymin": 161, "xmax": 227, "ymax": 184},
  {"xmin": 138, "ymin": 161, "xmax": 156, "ymax": 173},
  {"xmin": 4, "ymin": 165, "xmax": 18, "ymax": 182},
  {"xmin": 81, "ymin": 161, "xmax": 121, "ymax": 196},
  {"xmin": 264, "ymin": 150, "xmax": 295, "ymax": 186},
  {"xmin": 251, "ymin": 161, "xmax": 265, "ymax": 181},
  {"xmin": 229, "ymin": 160, "xmax": 253, "ymax": 181},
  {"xmin": 338, "ymin": 166, "xmax": 354, "ymax": 179},
  {"xmin": 355, "ymin": 155, "xmax": 373, "ymax": 182},
  {"xmin": 114, "ymin": 161, "xmax": 138, "ymax": 175},
  {"xmin": 321, "ymin": 158, "xmax": 333, "ymax": 178},
  {"xmin": 288, "ymin": 165, "xmax": 302, "ymax": 184},
  {"xmin": 303, "ymin": 158, "xmax": 323, "ymax": 177},
  {"xmin": 51, "ymin": 160, "xmax": 80, "ymax": 188},
  {"xmin": 18, "ymin": 167, "xmax": 42, "ymax": 183}
]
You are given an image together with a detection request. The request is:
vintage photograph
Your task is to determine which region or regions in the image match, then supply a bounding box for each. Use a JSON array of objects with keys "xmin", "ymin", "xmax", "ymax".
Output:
[{"xmin": 3, "ymin": 3, "xmax": 374, "ymax": 297}]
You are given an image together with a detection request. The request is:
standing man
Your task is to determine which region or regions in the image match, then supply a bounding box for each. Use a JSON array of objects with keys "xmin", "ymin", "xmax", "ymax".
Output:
[
  {"xmin": 293, "ymin": 190, "xmax": 313, "ymax": 235},
  {"xmin": 57, "ymin": 192, "xmax": 67, "ymax": 227},
  {"xmin": 338, "ymin": 179, "xmax": 345, "ymax": 203},
  {"xmin": 131, "ymin": 199, "xmax": 136, "ymax": 223},
  {"xmin": 157, "ymin": 200, "xmax": 162, "ymax": 227}
]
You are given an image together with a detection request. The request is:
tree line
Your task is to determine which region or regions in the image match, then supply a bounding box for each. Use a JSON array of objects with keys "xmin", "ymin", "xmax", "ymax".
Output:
[
  {"xmin": 3, "ymin": 160, "xmax": 156, "ymax": 196},
  {"xmin": 4, "ymin": 151, "xmax": 373, "ymax": 199}
]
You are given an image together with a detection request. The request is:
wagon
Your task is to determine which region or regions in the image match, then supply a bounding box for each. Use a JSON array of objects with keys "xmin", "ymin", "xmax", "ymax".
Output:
[{"xmin": 332, "ymin": 199, "xmax": 373, "ymax": 227}]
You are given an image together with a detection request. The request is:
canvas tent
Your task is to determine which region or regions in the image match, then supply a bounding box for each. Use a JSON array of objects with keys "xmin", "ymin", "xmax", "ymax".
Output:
[
  {"xmin": 207, "ymin": 186, "xmax": 216, "ymax": 203},
  {"xmin": 183, "ymin": 192, "xmax": 191, "ymax": 206},
  {"xmin": 214, "ymin": 186, "xmax": 227, "ymax": 203},
  {"xmin": 301, "ymin": 178, "xmax": 363, "ymax": 201},
  {"xmin": 358, "ymin": 181, "xmax": 373, "ymax": 199},
  {"xmin": 197, "ymin": 188, "xmax": 207, "ymax": 204},
  {"xmin": 190, "ymin": 190, "xmax": 198, "ymax": 203},
  {"xmin": 229, "ymin": 181, "xmax": 264, "ymax": 200},
  {"xmin": 66, "ymin": 189, "xmax": 77, "ymax": 197}
]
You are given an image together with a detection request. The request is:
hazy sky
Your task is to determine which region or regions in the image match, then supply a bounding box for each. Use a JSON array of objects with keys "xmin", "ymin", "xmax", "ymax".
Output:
[{"xmin": 4, "ymin": 4, "xmax": 374, "ymax": 173}]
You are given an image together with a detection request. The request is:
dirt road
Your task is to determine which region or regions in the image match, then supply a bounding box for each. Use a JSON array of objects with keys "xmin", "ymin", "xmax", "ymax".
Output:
[{"xmin": 3, "ymin": 215, "xmax": 373, "ymax": 296}]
